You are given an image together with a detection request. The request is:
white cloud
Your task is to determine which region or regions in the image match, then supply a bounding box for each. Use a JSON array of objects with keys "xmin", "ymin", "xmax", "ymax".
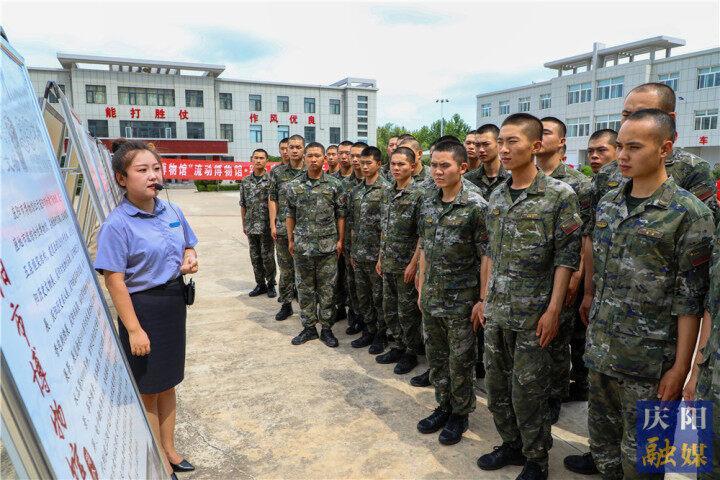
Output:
[{"xmin": 3, "ymin": 0, "xmax": 718, "ymax": 129}]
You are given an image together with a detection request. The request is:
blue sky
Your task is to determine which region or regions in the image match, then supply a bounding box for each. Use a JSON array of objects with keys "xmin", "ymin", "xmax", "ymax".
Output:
[{"xmin": 4, "ymin": 0, "xmax": 719, "ymax": 130}]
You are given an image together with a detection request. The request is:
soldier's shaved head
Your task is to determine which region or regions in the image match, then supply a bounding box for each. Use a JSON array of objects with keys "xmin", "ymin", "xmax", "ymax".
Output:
[
  {"xmin": 502, "ymin": 113, "xmax": 543, "ymax": 142},
  {"xmin": 623, "ymin": 109, "xmax": 676, "ymax": 144},
  {"xmin": 627, "ymin": 83, "xmax": 676, "ymax": 113}
]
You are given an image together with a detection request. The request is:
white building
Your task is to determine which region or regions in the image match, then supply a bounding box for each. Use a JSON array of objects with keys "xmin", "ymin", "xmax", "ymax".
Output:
[
  {"xmin": 476, "ymin": 36, "xmax": 720, "ymax": 166},
  {"xmin": 28, "ymin": 53, "xmax": 378, "ymax": 161}
]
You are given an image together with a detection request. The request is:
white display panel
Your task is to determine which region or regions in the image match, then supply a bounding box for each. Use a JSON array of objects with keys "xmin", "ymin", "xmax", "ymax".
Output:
[{"xmin": 1, "ymin": 38, "xmax": 165, "ymax": 480}]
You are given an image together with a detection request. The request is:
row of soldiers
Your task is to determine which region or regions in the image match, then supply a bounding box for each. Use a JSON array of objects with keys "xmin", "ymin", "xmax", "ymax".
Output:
[{"xmin": 239, "ymin": 82, "xmax": 720, "ymax": 480}]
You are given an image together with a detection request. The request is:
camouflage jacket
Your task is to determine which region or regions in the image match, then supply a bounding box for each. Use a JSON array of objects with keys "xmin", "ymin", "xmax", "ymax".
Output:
[
  {"xmin": 485, "ymin": 170, "xmax": 582, "ymax": 330},
  {"xmin": 419, "ymin": 182, "xmax": 489, "ymax": 317},
  {"xmin": 585, "ymin": 178, "xmax": 714, "ymax": 380},
  {"xmin": 239, "ymin": 172, "xmax": 271, "ymax": 235},
  {"xmin": 341, "ymin": 173, "xmax": 364, "ymax": 249},
  {"xmin": 413, "ymin": 164, "xmax": 430, "ymax": 182},
  {"xmin": 268, "ymin": 163, "xmax": 305, "ymax": 236},
  {"xmin": 464, "ymin": 163, "xmax": 510, "ymax": 201},
  {"xmin": 285, "ymin": 172, "xmax": 345, "ymax": 256},
  {"xmin": 380, "ymin": 163, "xmax": 393, "ymax": 182},
  {"xmin": 380, "ymin": 180, "xmax": 423, "ymax": 273},
  {"xmin": 585, "ymin": 148, "xmax": 718, "ymax": 235},
  {"xmin": 331, "ymin": 170, "xmax": 352, "ymax": 181},
  {"xmin": 349, "ymin": 176, "xmax": 390, "ymax": 263},
  {"xmin": 549, "ymin": 162, "xmax": 593, "ymax": 229},
  {"xmin": 698, "ymin": 221, "xmax": 720, "ymax": 396}
]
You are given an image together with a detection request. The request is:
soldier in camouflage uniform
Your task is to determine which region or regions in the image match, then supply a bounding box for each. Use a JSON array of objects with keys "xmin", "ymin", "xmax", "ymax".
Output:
[
  {"xmin": 397, "ymin": 136, "xmax": 430, "ymax": 182},
  {"xmin": 285, "ymin": 142, "xmax": 345, "ymax": 348},
  {"xmin": 565, "ymin": 110, "xmax": 714, "ymax": 479},
  {"xmin": 240, "ymin": 148, "xmax": 276, "ymax": 297},
  {"xmin": 376, "ymin": 146, "xmax": 424, "ymax": 374},
  {"xmin": 415, "ymin": 140, "xmax": 488, "ymax": 446},
  {"xmin": 477, "ymin": 114, "xmax": 582, "ymax": 480},
  {"xmin": 536, "ymin": 117, "xmax": 593, "ymax": 423},
  {"xmin": 348, "ymin": 146, "xmax": 390, "ymax": 354},
  {"xmin": 329, "ymin": 141, "xmax": 355, "ymax": 324},
  {"xmin": 268, "ymin": 134, "xmax": 306, "ymax": 321}
]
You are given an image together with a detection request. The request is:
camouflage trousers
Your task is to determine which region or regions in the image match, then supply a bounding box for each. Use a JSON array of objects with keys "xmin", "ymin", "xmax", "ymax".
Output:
[
  {"xmin": 697, "ymin": 356, "xmax": 720, "ymax": 480},
  {"xmin": 354, "ymin": 261, "xmax": 384, "ymax": 334},
  {"xmin": 383, "ymin": 272, "xmax": 422, "ymax": 354},
  {"xmin": 335, "ymin": 253, "xmax": 348, "ymax": 311},
  {"xmin": 546, "ymin": 309, "xmax": 575, "ymax": 401},
  {"xmin": 485, "ymin": 323, "xmax": 552, "ymax": 467},
  {"xmin": 422, "ymin": 309, "xmax": 476, "ymax": 415},
  {"xmin": 588, "ymin": 369, "xmax": 665, "ymax": 480},
  {"xmin": 247, "ymin": 233, "xmax": 276, "ymax": 286},
  {"xmin": 570, "ymin": 315, "xmax": 588, "ymax": 387},
  {"xmin": 275, "ymin": 235, "xmax": 296, "ymax": 304},
  {"xmin": 293, "ymin": 253, "xmax": 337, "ymax": 329},
  {"xmin": 343, "ymin": 251, "xmax": 359, "ymax": 315}
]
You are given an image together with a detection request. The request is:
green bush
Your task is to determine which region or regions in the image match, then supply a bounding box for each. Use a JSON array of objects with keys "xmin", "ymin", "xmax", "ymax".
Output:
[
  {"xmin": 579, "ymin": 165, "xmax": 593, "ymax": 177},
  {"xmin": 712, "ymin": 164, "xmax": 720, "ymax": 181}
]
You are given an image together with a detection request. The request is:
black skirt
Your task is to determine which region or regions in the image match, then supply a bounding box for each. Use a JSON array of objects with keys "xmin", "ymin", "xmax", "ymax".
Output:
[{"xmin": 119, "ymin": 278, "xmax": 186, "ymax": 394}]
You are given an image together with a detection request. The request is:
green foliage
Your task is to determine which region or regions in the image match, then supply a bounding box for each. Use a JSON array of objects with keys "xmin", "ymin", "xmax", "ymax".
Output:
[
  {"xmin": 193, "ymin": 179, "xmax": 240, "ymax": 192},
  {"xmin": 712, "ymin": 164, "xmax": 720, "ymax": 181},
  {"xmin": 579, "ymin": 165, "xmax": 593, "ymax": 177},
  {"xmin": 376, "ymin": 113, "xmax": 472, "ymax": 159}
]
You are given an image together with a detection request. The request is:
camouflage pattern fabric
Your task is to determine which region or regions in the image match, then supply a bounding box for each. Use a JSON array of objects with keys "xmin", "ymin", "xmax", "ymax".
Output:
[
  {"xmin": 383, "ymin": 272, "xmax": 422, "ymax": 353},
  {"xmin": 247, "ymin": 233, "xmax": 276, "ymax": 286},
  {"xmin": 485, "ymin": 170, "xmax": 582, "ymax": 330},
  {"xmin": 484, "ymin": 324, "xmax": 552, "ymax": 467},
  {"xmin": 240, "ymin": 172, "xmax": 272, "ymax": 234},
  {"xmin": 413, "ymin": 164, "xmax": 430, "ymax": 182},
  {"xmin": 294, "ymin": 253, "xmax": 337, "ymax": 328},
  {"xmin": 275, "ymin": 236, "xmax": 296, "ymax": 304},
  {"xmin": 341, "ymin": 174, "xmax": 363, "ymax": 315},
  {"xmin": 355, "ymin": 261, "xmax": 385, "ymax": 334},
  {"xmin": 584, "ymin": 178, "xmax": 713, "ymax": 380},
  {"xmin": 268, "ymin": 163, "xmax": 305, "ymax": 236},
  {"xmin": 419, "ymin": 182, "xmax": 488, "ymax": 416},
  {"xmin": 349, "ymin": 177, "xmax": 390, "ymax": 263},
  {"xmin": 463, "ymin": 163, "xmax": 510, "ymax": 201}
]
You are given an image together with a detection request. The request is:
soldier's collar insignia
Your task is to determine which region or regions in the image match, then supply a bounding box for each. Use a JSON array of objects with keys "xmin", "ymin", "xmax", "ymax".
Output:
[
  {"xmin": 523, "ymin": 213, "xmax": 541, "ymax": 219},
  {"xmin": 491, "ymin": 208, "xmax": 500, "ymax": 216},
  {"xmin": 638, "ymin": 227, "xmax": 662, "ymax": 239},
  {"xmin": 607, "ymin": 181, "xmax": 619, "ymax": 187},
  {"xmin": 595, "ymin": 220, "xmax": 608, "ymax": 228}
]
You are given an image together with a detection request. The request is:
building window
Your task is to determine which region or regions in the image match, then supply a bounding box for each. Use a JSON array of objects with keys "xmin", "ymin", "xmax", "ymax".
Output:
[
  {"xmin": 220, "ymin": 123, "xmax": 234, "ymax": 142},
  {"xmin": 567, "ymin": 117, "xmax": 591, "ymax": 137},
  {"xmin": 250, "ymin": 124, "xmax": 262, "ymax": 143},
  {"xmin": 499, "ymin": 100, "xmax": 510, "ymax": 115},
  {"xmin": 187, "ymin": 122, "xmax": 205, "ymax": 139},
  {"xmin": 85, "ymin": 85, "xmax": 106, "ymax": 104},
  {"xmin": 249, "ymin": 94, "xmax": 262, "ymax": 111},
  {"xmin": 697, "ymin": 66, "xmax": 720, "ymax": 89},
  {"xmin": 358, "ymin": 95, "xmax": 368, "ymax": 102},
  {"xmin": 119, "ymin": 120, "xmax": 176, "ymax": 138},
  {"xmin": 304, "ymin": 126, "xmax": 316, "ymax": 143},
  {"xmin": 330, "ymin": 99, "xmax": 341, "ymax": 114},
  {"xmin": 330, "ymin": 127, "xmax": 341, "ymax": 144},
  {"xmin": 597, "ymin": 76, "xmax": 624, "ymax": 100},
  {"xmin": 119, "ymin": 87, "xmax": 175, "ymax": 106},
  {"xmin": 595, "ymin": 114, "xmax": 622, "ymax": 132},
  {"xmin": 694, "ymin": 109, "xmax": 718, "ymax": 130},
  {"xmin": 481, "ymin": 103, "xmax": 492, "ymax": 117},
  {"xmin": 48, "ymin": 84, "xmax": 65, "ymax": 103},
  {"xmin": 539, "ymin": 93, "xmax": 551, "ymax": 110},
  {"xmin": 219, "ymin": 93, "xmax": 232, "ymax": 110},
  {"xmin": 567, "ymin": 82, "xmax": 592, "ymax": 104},
  {"xmin": 304, "ymin": 97, "xmax": 316, "ymax": 114},
  {"xmin": 87, "ymin": 120, "xmax": 108, "ymax": 137},
  {"xmin": 185, "ymin": 90, "xmax": 204, "ymax": 108},
  {"xmin": 277, "ymin": 96, "xmax": 289, "ymax": 112},
  {"xmin": 278, "ymin": 125, "xmax": 290, "ymax": 140},
  {"xmin": 518, "ymin": 96, "xmax": 530, "ymax": 112},
  {"xmin": 658, "ymin": 72, "xmax": 679, "ymax": 91}
]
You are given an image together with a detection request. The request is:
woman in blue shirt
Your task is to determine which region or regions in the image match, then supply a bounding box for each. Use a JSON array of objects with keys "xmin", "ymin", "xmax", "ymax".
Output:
[{"xmin": 95, "ymin": 139, "xmax": 198, "ymax": 475}]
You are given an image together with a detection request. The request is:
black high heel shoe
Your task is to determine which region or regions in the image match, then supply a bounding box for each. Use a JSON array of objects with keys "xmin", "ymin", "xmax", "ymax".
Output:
[{"xmin": 170, "ymin": 459, "xmax": 195, "ymax": 472}]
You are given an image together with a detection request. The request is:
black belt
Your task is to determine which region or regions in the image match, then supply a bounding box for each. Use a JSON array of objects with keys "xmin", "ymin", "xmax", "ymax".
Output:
[{"xmin": 142, "ymin": 276, "xmax": 182, "ymax": 293}]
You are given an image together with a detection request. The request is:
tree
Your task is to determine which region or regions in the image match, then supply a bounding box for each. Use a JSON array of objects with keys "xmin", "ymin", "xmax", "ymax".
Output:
[
  {"xmin": 376, "ymin": 122, "xmax": 409, "ymax": 160},
  {"xmin": 376, "ymin": 114, "xmax": 472, "ymax": 154}
]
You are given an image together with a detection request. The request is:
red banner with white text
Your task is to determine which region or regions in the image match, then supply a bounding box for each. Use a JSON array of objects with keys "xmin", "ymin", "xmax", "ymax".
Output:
[{"xmin": 161, "ymin": 159, "xmax": 280, "ymax": 180}]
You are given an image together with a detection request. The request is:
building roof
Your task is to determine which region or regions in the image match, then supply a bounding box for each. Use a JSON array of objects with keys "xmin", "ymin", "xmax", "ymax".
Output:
[
  {"xmin": 56, "ymin": 52, "xmax": 226, "ymax": 77},
  {"xmin": 543, "ymin": 36, "xmax": 686, "ymax": 71}
]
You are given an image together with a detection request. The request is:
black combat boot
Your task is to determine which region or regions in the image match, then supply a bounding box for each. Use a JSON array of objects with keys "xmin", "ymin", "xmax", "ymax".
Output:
[
  {"xmin": 345, "ymin": 311, "xmax": 363, "ymax": 335},
  {"xmin": 417, "ymin": 407, "xmax": 450, "ymax": 434},
  {"xmin": 319, "ymin": 327, "xmax": 339, "ymax": 348},
  {"xmin": 394, "ymin": 353, "xmax": 418, "ymax": 374},
  {"xmin": 476, "ymin": 441, "xmax": 526, "ymax": 470},
  {"xmin": 275, "ymin": 303, "xmax": 293, "ymax": 321},
  {"xmin": 563, "ymin": 453, "xmax": 598, "ymax": 475},
  {"xmin": 368, "ymin": 331, "xmax": 387, "ymax": 355},
  {"xmin": 438, "ymin": 413, "xmax": 469, "ymax": 445},
  {"xmin": 266, "ymin": 284, "xmax": 277, "ymax": 298},
  {"xmin": 335, "ymin": 306, "xmax": 347, "ymax": 322},
  {"xmin": 249, "ymin": 283, "xmax": 267, "ymax": 297},
  {"xmin": 350, "ymin": 330, "xmax": 374, "ymax": 348},
  {"xmin": 376, "ymin": 347, "xmax": 404, "ymax": 364},
  {"xmin": 410, "ymin": 369, "xmax": 431, "ymax": 387},
  {"xmin": 291, "ymin": 326, "xmax": 318, "ymax": 345},
  {"xmin": 516, "ymin": 461, "xmax": 548, "ymax": 480}
]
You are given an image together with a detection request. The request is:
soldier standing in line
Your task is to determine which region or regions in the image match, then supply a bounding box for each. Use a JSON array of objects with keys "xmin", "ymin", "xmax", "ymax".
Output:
[
  {"xmin": 536, "ymin": 117, "xmax": 592, "ymax": 423},
  {"xmin": 342, "ymin": 142, "xmax": 368, "ymax": 335},
  {"xmin": 463, "ymin": 130, "xmax": 481, "ymax": 171},
  {"xmin": 563, "ymin": 109, "xmax": 714, "ymax": 479},
  {"xmin": 333, "ymin": 140, "xmax": 354, "ymax": 179},
  {"xmin": 375, "ymin": 146, "xmax": 424, "ymax": 374},
  {"xmin": 330, "ymin": 140, "xmax": 354, "ymax": 325},
  {"xmin": 348, "ymin": 146, "xmax": 390, "ymax": 354},
  {"xmin": 240, "ymin": 148, "xmax": 276, "ymax": 297},
  {"xmin": 285, "ymin": 142, "xmax": 345, "ymax": 347},
  {"xmin": 475, "ymin": 113, "xmax": 581, "ymax": 480},
  {"xmin": 381, "ymin": 135, "xmax": 399, "ymax": 181},
  {"xmin": 278, "ymin": 137, "xmax": 290, "ymax": 166},
  {"xmin": 415, "ymin": 140, "xmax": 488, "ymax": 446},
  {"xmin": 326, "ymin": 144, "xmax": 340, "ymax": 175},
  {"xmin": 397, "ymin": 136, "xmax": 430, "ymax": 182},
  {"xmin": 268, "ymin": 134, "xmax": 306, "ymax": 321},
  {"xmin": 587, "ymin": 129, "xmax": 618, "ymax": 175}
]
